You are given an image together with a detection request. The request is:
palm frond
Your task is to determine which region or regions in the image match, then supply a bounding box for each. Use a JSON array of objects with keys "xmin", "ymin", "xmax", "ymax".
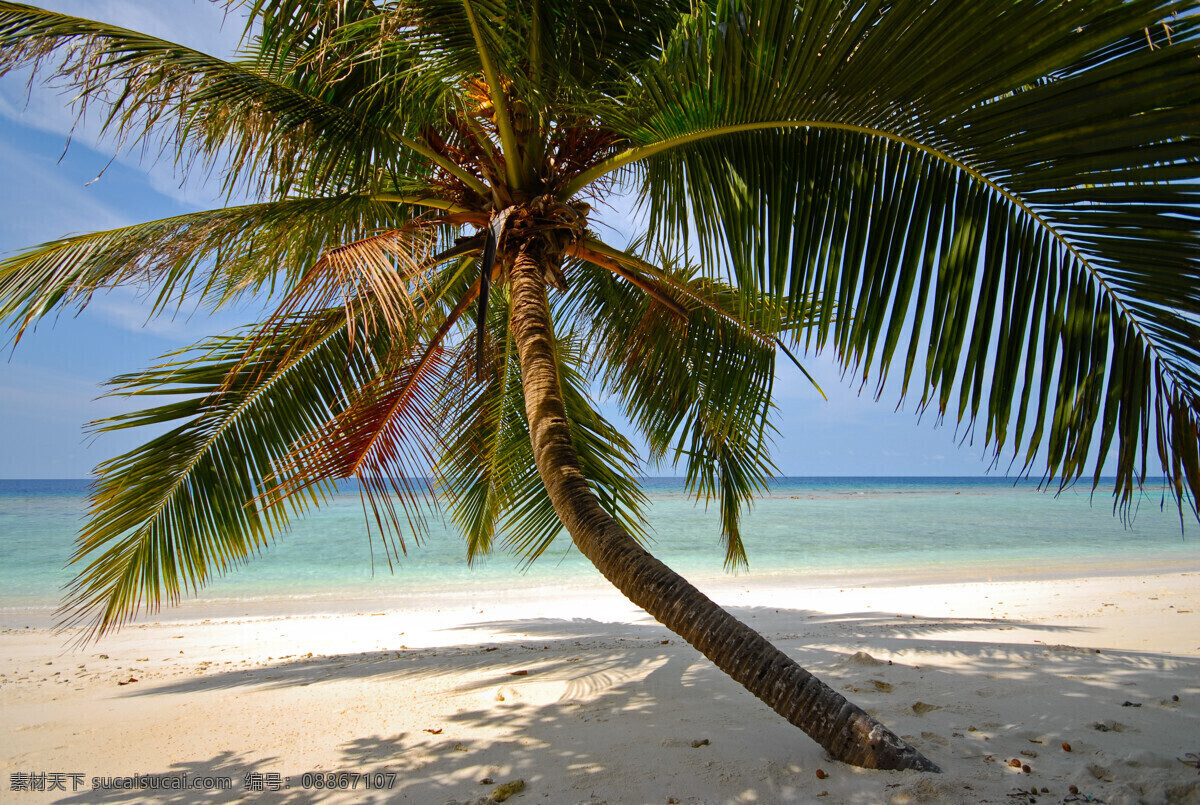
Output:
[
  {"xmin": 253, "ymin": 245, "xmax": 488, "ymax": 552},
  {"xmin": 529, "ymin": 0, "xmax": 693, "ymax": 99},
  {"xmin": 572, "ymin": 235, "xmax": 829, "ymax": 394},
  {"xmin": 269, "ymin": 225, "xmax": 438, "ymax": 346},
  {"xmin": 567, "ymin": 239, "xmax": 690, "ymax": 319},
  {"xmin": 437, "ymin": 285, "xmax": 647, "ymax": 564},
  {"xmin": 0, "ymin": 195, "xmax": 417, "ymax": 339},
  {"xmin": 0, "ymin": 1, "xmax": 465, "ymax": 197},
  {"xmin": 563, "ymin": 250, "xmax": 782, "ymax": 568},
  {"xmin": 436, "ymin": 304, "xmax": 536, "ymax": 561},
  {"xmin": 263, "ymin": 341, "xmax": 455, "ymax": 560},
  {"xmin": 61, "ymin": 309, "xmax": 381, "ymax": 638},
  {"xmin": 591, "ymin": 0, "xmax": 1200, "ymax": 517}
]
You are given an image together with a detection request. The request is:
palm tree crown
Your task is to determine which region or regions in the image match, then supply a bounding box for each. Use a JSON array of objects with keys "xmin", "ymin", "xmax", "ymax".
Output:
[{"xmin": 0, "ymin": 0, "xmax": 1197, "ymax": 772}]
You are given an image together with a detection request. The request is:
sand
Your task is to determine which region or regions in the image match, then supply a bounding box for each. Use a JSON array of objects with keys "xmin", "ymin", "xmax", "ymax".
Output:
[{"xmin": 1, "ymin": 568, "xmax": 1199, "ymax": 804}]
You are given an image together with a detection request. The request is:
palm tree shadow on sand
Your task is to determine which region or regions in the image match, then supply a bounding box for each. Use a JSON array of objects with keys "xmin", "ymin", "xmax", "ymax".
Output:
[
  {"xmin": 74, "ymin": 604, "xmax": 1200, "ymax": 804},
  {"xmin": 3, "ymin": 0, "xmax": 1199, "ymax": 776}
]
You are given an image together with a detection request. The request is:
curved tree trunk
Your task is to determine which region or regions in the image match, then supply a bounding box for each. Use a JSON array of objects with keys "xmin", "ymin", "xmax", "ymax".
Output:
[{"xmin": 507, "ymin": 243, "xmax": 939, "ymax": 772}]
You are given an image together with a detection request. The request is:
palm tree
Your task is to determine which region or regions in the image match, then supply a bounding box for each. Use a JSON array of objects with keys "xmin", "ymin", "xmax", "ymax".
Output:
[{"xmin": 1, "ymin": 0, "xmax": 1198, "ymax": 772}]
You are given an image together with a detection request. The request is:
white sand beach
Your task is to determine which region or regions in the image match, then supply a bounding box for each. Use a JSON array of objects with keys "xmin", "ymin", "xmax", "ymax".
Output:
[{"xmin": 2, "ymin": 568, "xmax": 1199, "ymax": 804}]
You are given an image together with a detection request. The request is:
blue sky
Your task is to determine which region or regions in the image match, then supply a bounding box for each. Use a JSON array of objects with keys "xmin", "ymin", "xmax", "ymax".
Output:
[{"xmin": 0, "ymin": 0, "xmax": 1007, "ymax": 479}]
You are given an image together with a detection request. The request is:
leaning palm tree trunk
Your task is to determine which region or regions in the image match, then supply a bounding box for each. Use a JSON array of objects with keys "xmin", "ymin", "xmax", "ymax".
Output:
[{"xmin": 508, "ymin": 244, "xmax": 938, "ymax": 772}]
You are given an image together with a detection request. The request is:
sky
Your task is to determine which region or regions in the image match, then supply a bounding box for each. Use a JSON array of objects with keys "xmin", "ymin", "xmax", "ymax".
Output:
[{"xmin": 0, "ymin": 0, "xmax": 1010, "ymax": 479}]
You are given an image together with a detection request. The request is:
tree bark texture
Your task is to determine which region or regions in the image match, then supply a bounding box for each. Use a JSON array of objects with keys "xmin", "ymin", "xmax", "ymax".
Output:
[{"xmin": 506, "ymin": 244, "xmax": 939, "ymax": 772}]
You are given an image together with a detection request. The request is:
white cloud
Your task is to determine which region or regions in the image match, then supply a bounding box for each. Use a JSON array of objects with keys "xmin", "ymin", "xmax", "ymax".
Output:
[
  {"xmin": 22, "ymin": 0, "xmax": 245, "ymax": 57},
  {"xmin": 87, "ymin": 286, "xmax": 258, "ymax": 342},
  {"xmin": 0, "ymin": 1, "xmax": 250, "ymax": 208},
  {"xmin": 0, "ymin": 134, "xmax": 130, "ymax": 247}
]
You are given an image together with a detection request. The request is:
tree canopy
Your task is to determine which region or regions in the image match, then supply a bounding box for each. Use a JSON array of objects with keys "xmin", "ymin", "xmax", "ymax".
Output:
[{"xmin": 0, "ymin": 0, "xmax": 1196, "ymax": 641}]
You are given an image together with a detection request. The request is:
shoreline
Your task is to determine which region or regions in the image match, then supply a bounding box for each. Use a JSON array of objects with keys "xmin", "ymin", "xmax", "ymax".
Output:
[
  {"xmin": 4, "ymin": 552, "xmax": 1198, "ymax": 630},
  {"xmin": 2, "ymin": 566, "xmax": 1198, "ymax": 803}
]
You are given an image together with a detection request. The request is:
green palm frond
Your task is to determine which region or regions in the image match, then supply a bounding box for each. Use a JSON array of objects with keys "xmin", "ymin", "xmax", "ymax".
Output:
[
  {"xmin": 436, "ymin": 303, "xmax": 536, "ymax": 561},
  {"xmin": 239, "ymin": 0, "xmax": 497, "ymax": 195},
  {"xmin": 437, "ymin": 285, "xmax": 647, "ymax": 564},
  {"xmin": 241, "ymin": 0, "xmax": 519, "ymax": 195},
  {"xmin": 251, "ymin": 246, "xmax": 488, "ymax": 553},
  {"xmin": 0, "ymin": 195, "xmax": 418, "ymax": 338},
  {"xmin": 564, "ymin": 249, "xmax": 782, "ymax": 567},
  {"xmin": 63, "ymin": 309, "xmax": 382, "ymax": 638},
  {"xmin": 393, "ymin": 0, "xmax": 687, "ymax": 101},
  {"xmin": 531, "ymin": 0, "xmax": 692, "ymax": 98},
  {"xmin": 579, "ymin": 0, "xmax": 1200, "ymax": 517},
  {"xmin": 262, "ymin": 341, "xmax": 454, "ymax": 558},
  {"xmin": 459, "ymin": 0, "xmax": 524, "ymax": 189},
  {"xmin": 4, "ymin": 0, "xmax": 1196, "ymax": 644},
  {"xmin": 0, "ymin": 2, "xmax": 471, "ymax": 197},
  {"xmin": 245, "ymin": 0, "xmax": 393, "ymax": 75}
]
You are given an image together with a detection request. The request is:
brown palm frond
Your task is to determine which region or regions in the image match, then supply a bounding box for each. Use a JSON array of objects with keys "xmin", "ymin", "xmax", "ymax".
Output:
[
  {"xmin": 548, "ymin": 123, "xmax": 623, "ymax": 192},
  {"xmin": 260, "ymin": 259, "xmax": 487, "ymax": 548},
  {"xmin": 288, "ymin": 226, "xmax": 439, "ymax": 342},
  {"xmin": 229, "ymin": 227, "xmax": 482, "ymax": 392},
  {"xmin": 263, "ymin": 342, "xmax": 457, "ymax": 560}
]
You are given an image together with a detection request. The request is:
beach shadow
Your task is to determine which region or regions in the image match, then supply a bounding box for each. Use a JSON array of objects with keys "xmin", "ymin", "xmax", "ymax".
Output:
[
  {"xmin": 126, "ymin": 604, "xmax": 1079, "ymax": 698},
  {"xmin": 50, "ymin": 751, "xmax": 272, "ymax": 805},
  {"xmin": 48, "ymin": 748, "xmax": 412, "ymax": 804},
  {"xmin": 69, "ymin": 605, "xmax": 1200, "ymax": 803},
  {"xmin": 313, "ymin": 643, "xmax": 764, "ymax": 802}
]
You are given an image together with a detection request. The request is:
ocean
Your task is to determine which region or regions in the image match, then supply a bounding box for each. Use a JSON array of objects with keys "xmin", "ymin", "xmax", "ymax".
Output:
[{"xmin": 1, "ymin": 477, "xmax": 1196, "ymax": 619}]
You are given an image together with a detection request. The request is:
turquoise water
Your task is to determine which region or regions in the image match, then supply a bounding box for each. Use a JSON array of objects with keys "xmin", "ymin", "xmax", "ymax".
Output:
[{"xmin": 0, "ymin": 478, "xmax": 1196, "ymax": 612}]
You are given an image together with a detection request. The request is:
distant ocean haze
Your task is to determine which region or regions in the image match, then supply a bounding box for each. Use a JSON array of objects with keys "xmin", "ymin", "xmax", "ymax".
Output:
[{"xmin": 1, "ymin": 477, "xmax": 1196, "ymax": 616}]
